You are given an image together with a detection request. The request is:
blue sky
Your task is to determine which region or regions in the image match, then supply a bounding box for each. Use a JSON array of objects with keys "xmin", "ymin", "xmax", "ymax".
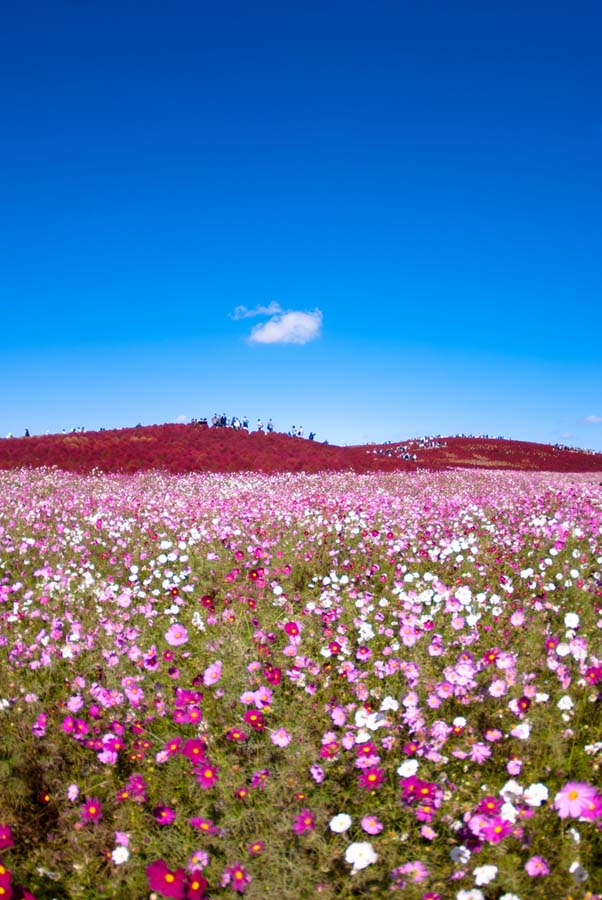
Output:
[{"xmin": 1, "ymin": 0, "xmax": 601, "ymax": 448}]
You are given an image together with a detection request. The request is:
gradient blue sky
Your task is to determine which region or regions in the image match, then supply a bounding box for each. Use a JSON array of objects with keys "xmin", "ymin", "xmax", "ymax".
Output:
[{"xmin": 2, "ymin": 1, "xmax": 601, "ymax": 448}]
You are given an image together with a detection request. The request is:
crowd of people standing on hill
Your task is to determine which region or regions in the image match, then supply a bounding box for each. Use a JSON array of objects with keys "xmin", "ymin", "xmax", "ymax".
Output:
[{"xmin": 189, "ymin": 415, "xmax": 316, "ymax": 440}]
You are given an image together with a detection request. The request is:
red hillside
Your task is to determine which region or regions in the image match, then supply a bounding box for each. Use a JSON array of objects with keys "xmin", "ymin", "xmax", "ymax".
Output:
[{"xmin": 0, "ymin": 425, "xmax": 601, "ymax": 474}]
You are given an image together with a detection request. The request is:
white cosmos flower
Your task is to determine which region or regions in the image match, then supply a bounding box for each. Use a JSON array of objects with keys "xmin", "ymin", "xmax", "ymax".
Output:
[
  {"xmin": 500, "ymin": 802, "xmax": 518, "ymax": 823},
  {"xmin": 397, "ymin": 759, "xmax": 419, "ymax": 777},
  {"xmin": 523, "ymin": 783, "xmax": 549, "ymax": 806},
  {"xmin": 344, "ymin": 841, "xmax": 377, "ymax": 874},
  {"xmin": 558, "ymin": 695, "xmax": 574, "ymax": 710},
  {"xmin": 329, "ymin": 813, "xmax": 352, "ymax": 833},
  {"xmin": 569, "ymin": 861, "xmax": 589, "ymax": 883},
  {"xmin": 380, "ymin": 695, "xmax": 399, "ymax": 711},
  {"xmin": 450, "ymin": 845, "xmax": 471, "ymax": 863},
  {"xmin": 510, "ymin": 721, "xmax": 531, "ymax": 740},
  {"xmin": 564, "ymin": 612, "xmax": 580, "ymax": 628},
  {"xmin": 111, "ymin": 846, "xmax": 130, "ymax": 865},
  {"xmin": 474, "ymin": 864, "xmax": 497, "ymax": 885}
]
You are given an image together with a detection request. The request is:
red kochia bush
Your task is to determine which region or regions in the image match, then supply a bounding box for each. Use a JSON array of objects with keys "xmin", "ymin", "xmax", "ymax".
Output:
[{"xmin": 0, "ymin": 426, "xmax": 600, "ymax": 474}]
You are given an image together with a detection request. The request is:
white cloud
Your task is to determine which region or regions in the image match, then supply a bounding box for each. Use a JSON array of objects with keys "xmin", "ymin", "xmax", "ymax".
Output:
[
  {"xmin": 248, "ymin": 308, "xmax": 323, "ymax": 345},
  {"xmin": 229, "ymin": 302, "xmax": 323, "ymax": 345},
  {"xmin": 584, "ymin": 415, "xmax": 602, "ymax": 424},
  {"xmin": 229, "ymin": 301, "xmax": 282, "ymax": 320},
  {"xmin": 176, "ymin": 415, "xmax": 188, "ymax": 423}
]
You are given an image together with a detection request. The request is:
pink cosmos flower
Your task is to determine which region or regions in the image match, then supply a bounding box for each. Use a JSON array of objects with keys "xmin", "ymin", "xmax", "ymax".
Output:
[
  {"xmin": 252, "ymin": 686, "xmax": 272, "ymax": 708},
  {"xmin": 270, "ymin": 727, "xmax": 292, "ymax": 747},
  {"xmin": 506, "ymin": 757, "xmax": 522, "ymax": 775},
  {"xmin": 165, "ymin": 623, "xmax": 189, "ymax": 647},
  {"xmin": 390, "ymin": 860, "xmax": 429, "ymax": 889},
  {"xmin": 525, "ymin": 855, "xmax": 550, "ymax": 877},
  {"xmin": 469, "ymin": 743, "xmax": 492, "ymax": 764},
  {"xmin": 554, "ymin": 781, "xmax": 600, "ymax": 818},
  {"xmin": 32, "ymin": 712, "xmax": 48, "ymax": 736},
  {"xmin": 203, "ymin": 661, "xmax": 222, "ymax": 686},
  {"xmin": 188, "ymin": 849, "xmax": 209, "ymax": 870},
  {"xmin": 250, "ymin": 768, "xmax": 270, "ymax": 789},
  {"xmin": 361, "ymin": 815, "xmax": 384, "ymax": 834},
  {"xmin": 331, "ymin": 705, "xmax": 346, "ymax": 726},
  {"xmin": 483, "ymin": 817, "xmax": 513, "ymax": 843}
]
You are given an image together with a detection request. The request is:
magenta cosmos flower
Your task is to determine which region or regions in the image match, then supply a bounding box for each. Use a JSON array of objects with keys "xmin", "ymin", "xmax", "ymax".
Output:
[
  {"xmin": 293, "ymin": 808, "xmax": 316, "ymax": 835},
  {"xmin": 247, "ymin": 840, "xmax": 265, "ymax": 855},
  {"xmin": 165, "ymin": 623, "xmax": 189, "ymax": 647},
  {"xmin": 181, "ymin": 738, "xmax": 207, "ymax": 763},
  {"xmin": 189, "ymin": 816, "xmax": 220, "ymax": 835},
  {"xmin": 146, "ymin": 859, "xmax": 186, "ymax": 899},
  {"xmin": 358, "ymin": 766, "xmax": 386, "ymax": 791},
  {"xmin": 187, "ymin": 870, "xmax": 208, "ymax": 899},
  {"xmin": 0, "ymin": 863, "xmax": 12, "ymax": 899},
  {"xmin": 153, "ymin": 805, "xmax": 176, "ymax": 825},
  {"xmin": 554, "ymin": 781, "xmax": 600, "ymax": 818},
  {"xmin": 221, "ymin": 862, "xmax": 251, "ymax": 893},
  {"xmin": 80, "ymin": 797, "xmax": 102, "ymax": 824},
  {"xmin": 0, "ymin": 825, "xmax": 14, "ymax": 850},
  {"xmin": 194, "ymin": 763, "xmax": 219, "ymax": 789},
  {"xmin": 243, "ymin": 709, "xmax": 265, "ymax": 731}
]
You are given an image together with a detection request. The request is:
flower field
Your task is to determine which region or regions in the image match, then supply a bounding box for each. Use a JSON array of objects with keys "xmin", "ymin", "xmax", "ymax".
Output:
[{"xmin": 1, "ymin": 466, "xmax": 602, "ymax": 900}]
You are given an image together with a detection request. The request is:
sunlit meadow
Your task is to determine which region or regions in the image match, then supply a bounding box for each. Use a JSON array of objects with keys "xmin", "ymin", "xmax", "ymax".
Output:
[{"xmin": 1, "ymin": 467, "xmax": 601, "ymax": 900}]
